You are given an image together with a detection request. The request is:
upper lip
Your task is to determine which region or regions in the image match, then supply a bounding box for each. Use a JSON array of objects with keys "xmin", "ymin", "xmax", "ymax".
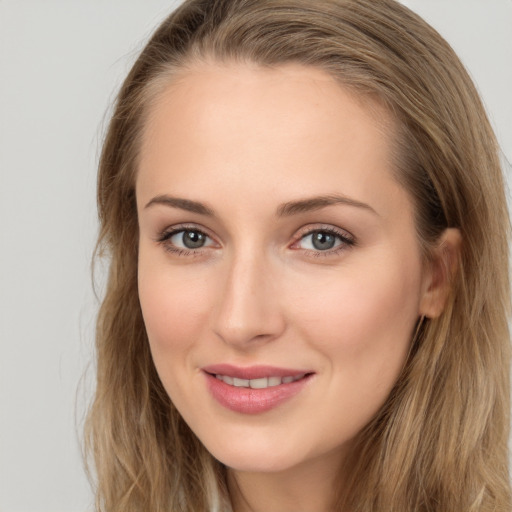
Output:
[{"xmin": 202, "ymin": 364, "xmax": 313, "ymax": 380}]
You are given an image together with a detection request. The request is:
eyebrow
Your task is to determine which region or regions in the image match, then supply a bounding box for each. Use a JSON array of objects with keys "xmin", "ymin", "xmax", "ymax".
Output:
[
  {"xmin": 144, "ymin": 193, "xmax": 377, "ymax": 217},
  {"xmin": 145, "ymin": 195, "xmax": 215, "ymax": 216},
  {"xmin": 276, "ymin": 194, "xmax": 378, "ymax": 217}
]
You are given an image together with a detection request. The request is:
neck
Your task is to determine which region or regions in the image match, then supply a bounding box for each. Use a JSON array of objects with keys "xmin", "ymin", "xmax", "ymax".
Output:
[{"xmin": 227, "ymin": 448, "xmax": 348, "ymax": 512}]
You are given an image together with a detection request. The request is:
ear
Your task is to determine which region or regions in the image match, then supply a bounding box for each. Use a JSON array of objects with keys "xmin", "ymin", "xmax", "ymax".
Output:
[{"xmin": 419, "ymin": 228, "xmax": 462, "ymax": 319}]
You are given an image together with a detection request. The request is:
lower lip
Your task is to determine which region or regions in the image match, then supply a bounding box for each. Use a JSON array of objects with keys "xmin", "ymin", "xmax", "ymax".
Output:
[{"xmin": 204, "ymin": 372, "xmax": 312, "ymax": 414}]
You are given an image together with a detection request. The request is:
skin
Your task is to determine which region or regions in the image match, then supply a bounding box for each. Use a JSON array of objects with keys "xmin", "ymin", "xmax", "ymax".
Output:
[{"xmin": 136, "ymin": 62, "xmax": 457, "ymax": 512}]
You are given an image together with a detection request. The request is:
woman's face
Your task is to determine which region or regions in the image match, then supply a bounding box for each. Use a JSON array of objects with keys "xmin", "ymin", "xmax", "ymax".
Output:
[{"xmin": 136, "ymin": 62, "xmax": 434, "ymax": 474}]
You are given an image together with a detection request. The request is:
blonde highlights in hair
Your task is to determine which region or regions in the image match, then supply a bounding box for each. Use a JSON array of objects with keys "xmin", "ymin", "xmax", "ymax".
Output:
[{"xmin": 85, "ymin": 1, "xmax": 511, "ymax": 510}]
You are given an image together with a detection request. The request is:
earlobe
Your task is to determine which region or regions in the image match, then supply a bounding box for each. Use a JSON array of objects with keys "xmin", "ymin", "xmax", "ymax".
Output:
[{"xmin": 419, "ymin": 228, "xmax": 462, "ymax": 319}]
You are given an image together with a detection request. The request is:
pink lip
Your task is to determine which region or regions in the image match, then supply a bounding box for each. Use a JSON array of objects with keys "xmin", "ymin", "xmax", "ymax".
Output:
[{"xmin": 202, "ymin": 364, "xmax": 314, "ymax": 415}]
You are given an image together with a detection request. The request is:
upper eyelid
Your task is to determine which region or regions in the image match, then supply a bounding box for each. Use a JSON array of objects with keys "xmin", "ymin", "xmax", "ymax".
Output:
[
  {"xmin": 157, "ymin": 223, "xmax": 215, "ymax": 241},
  {"xmin": 293, "ymin": 224, "xmax": 355, "ymax": 241}
]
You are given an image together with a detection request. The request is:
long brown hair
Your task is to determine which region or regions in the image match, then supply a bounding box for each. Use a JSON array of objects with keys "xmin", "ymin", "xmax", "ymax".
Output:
[{"xmin": 85, "ymin": 1, "xmax": 511, "ymax": 510}]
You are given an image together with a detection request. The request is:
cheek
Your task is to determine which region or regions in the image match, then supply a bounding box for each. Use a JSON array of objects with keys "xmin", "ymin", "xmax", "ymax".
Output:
[
  {"xmin": 286, "ymin": 260, "xmax": 422, "ymax": 447},
  {"xmin": 303, "ymin": 245, "xmax": 421, "ymax": 333},
  {"xmin": 292, "ymin": 251, "xmax": 423, "ymax": 397},
  {"xmin": 137, "ymin": 255, "xmax": 213, "ymax": 378}
]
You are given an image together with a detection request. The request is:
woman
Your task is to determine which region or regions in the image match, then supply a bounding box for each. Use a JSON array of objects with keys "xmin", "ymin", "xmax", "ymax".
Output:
[{"xmin": 85, "ymin": 0, "xmax": 511, "ymax": 510}]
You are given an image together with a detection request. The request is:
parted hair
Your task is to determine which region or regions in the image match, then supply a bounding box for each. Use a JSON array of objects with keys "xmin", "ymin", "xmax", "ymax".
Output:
[{"xmin": 85, "ymin": 0, "xmax": 511, "ymax": 510}]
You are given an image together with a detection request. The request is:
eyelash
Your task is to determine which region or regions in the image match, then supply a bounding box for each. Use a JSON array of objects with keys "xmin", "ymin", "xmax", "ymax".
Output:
[
  {"xmin": 156, "ymin": 224, "xmax": 214, "ymax": 257},
  {"xmin": 155, "ymin": 224, "xmax": 356, "ymax": 258},
  {"xmin": 292, "ymin": 226, "xmax": 356, "ymax": 257}
]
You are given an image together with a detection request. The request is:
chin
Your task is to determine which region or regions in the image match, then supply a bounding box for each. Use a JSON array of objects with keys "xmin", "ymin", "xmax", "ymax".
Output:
[
  {"xmin": 198, "ymin": 432, "xmax": 301, "ymax": 473},
  {"xmin": 216, "ymin": 450, "xmax": 299, "ymax": 474}
]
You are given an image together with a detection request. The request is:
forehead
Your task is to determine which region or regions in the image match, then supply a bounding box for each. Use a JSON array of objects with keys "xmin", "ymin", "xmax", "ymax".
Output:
[
  {"xmin": 140, "ymin": 61, "xmax": 394, "ymax": 154},
  {"xmin": 136, "ymin": 62, "xmax": 406, "ymax": 220}
]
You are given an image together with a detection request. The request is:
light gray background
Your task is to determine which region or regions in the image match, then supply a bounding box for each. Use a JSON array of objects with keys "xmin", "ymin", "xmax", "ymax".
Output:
[{"xmin": 0, "ymin": 1, "xmax": 510, "ymax": 511}]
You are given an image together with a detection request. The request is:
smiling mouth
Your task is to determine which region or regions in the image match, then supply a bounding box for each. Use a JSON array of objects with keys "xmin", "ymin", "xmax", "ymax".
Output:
[
  {"xmin": 212, "ymin": 373, "xmax": 307, "ymax": 389},
  {"xmin": 203, "ymin": 367, "xmax": 314, "ymax": 413}
]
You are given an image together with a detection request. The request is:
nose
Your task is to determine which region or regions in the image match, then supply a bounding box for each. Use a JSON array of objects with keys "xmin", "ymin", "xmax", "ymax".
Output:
[{"xmin": 212, "ymin": 250, "xmax": 286, "ymax": 350}]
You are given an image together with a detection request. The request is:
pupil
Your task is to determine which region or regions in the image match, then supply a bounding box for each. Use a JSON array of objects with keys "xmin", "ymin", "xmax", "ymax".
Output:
[
  {"xmin": 312, "ymin": 232, "xmax": 335, "ymax": 250},
  {"xmin": 183, "ymin": 231, "xmax": 205, "ymax": 249}
]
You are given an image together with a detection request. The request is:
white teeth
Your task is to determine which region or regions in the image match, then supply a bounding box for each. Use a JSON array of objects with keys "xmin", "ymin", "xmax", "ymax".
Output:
[
  {"xmin": 249, "ymin": 377, "xmax": 268, "ymax": 389},
  {"xmin": 283, "ymin": 374, "xmax": 306, "ymax": 384},
  {"xmin": 216, "ymin": 374, "xmax": 306, "ymax": 388},
  {"xmin": 216, "ymin": 374, "xmax": 234, "ymax": 385},
  {"xmin": 268, "ymin": 376, "xmax": 281, "ymax": 387}
]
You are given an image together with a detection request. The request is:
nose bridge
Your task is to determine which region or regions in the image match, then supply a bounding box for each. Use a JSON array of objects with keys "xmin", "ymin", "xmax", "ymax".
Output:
[{"xmin": 213, "ymin": 245, "xmax": 284, "ymax": 347}]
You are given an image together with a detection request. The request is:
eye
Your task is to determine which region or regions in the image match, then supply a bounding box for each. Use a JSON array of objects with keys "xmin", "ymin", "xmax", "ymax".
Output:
[
  {"xmin": 157, "ymin": 227, "xmax": 217, "ymax": 254},
  {"xmin": 294, "ymin": 227, "xmax": 355, "ymax": 254},
  {"xmin": 170, "ymin": 229, "xmax": 213, "ymax": 249}
]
